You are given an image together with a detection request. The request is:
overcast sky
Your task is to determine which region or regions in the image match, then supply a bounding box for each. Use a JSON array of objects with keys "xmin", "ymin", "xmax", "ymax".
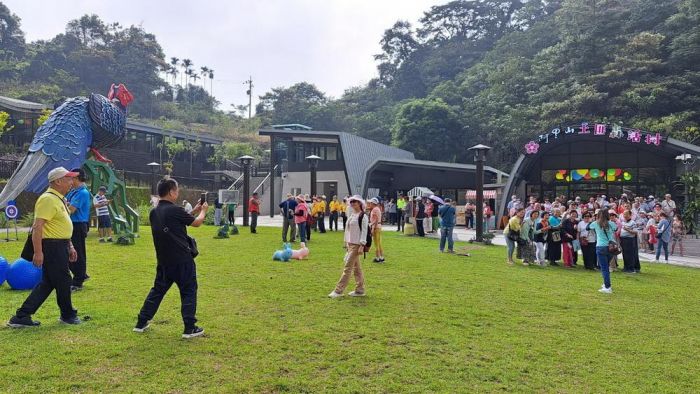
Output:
[{"xmin": 5, "ymin": 0, "xmax": 447, "ymax": 112}]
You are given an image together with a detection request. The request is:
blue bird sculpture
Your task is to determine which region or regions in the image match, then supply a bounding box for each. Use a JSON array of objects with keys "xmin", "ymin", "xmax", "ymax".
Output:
[{"xmin": 0, "ymin": 84, "xmax": 133, "ymax": 208}]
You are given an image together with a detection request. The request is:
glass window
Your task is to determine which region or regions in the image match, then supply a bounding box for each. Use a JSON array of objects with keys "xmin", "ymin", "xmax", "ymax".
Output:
[
  {"xmin": 294, "ymin": 143, "xmax": 304, "ymax": 162},
  {"xmin": 325, "ymin": 145, "xmax": 338, "ymax": 161}
]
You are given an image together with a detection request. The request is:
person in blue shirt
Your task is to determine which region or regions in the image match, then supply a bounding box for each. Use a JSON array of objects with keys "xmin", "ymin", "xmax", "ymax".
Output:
[
  {"xmin": 438, "ymin": 199, "xmax": 456, "ymax": 253},
  {"xmin": 66, "ymin": 168, "xmax": 92, "ymax": 291},
  {"xmin": 587, "ymin": 209, "xmax": 618, "ymax": 294},
  {"xmin": 655, "ymin": 212, "xmax": 671, "ymax": 263}
]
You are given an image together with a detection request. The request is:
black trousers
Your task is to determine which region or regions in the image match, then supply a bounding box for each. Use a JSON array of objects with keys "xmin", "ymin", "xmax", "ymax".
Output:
[
  {"xmin": 16, "ymin": 239, "xmax": 76, "ymax": 320},
  {"xmin": 317, "ymin": 214, "xmax": 326, "ymax": 233},
  {"xmin": 416, "ymin": 217, "xmax": 425, "ymax": 236},
  {"xmin": 137, "ymin": 261, "xmax": 198, "ymax": 329},
  {"xmin": 581, "ymin": 243, "xmax": 597, "ymax": 269},
  {"xmin": 228, "ymin": 211, "xmax": 235, "ymax": 225},
  {"xmin": 70, "ymin": 222, "xmax": 88, "ymax": 286},
  {"xmin": 621, "ymin": 237, "xmax": 641, "ymax": 272},
  {"xmin": 341, "ymin": 213, "xmax": 347, "ymax": 230},
  {"xmin": 396, "ymin": 209, "xmax": 403, "ymax": 231},
  {"xmin": 329, "ymin": 212, "xmax": 338, "ymax": 231},
  {"xmin": 250, "ymin": 212, "xmax": 258, "ymax": 232}
]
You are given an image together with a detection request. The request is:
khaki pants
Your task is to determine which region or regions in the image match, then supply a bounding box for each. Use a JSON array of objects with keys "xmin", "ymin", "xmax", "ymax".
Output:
[{"xmin": 335, "ymin": 243, "xmax": 365, "ymax": 294}]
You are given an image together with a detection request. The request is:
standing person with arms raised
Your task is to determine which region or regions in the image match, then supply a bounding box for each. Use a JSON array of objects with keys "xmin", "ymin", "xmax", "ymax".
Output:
[
  {"xmin": 329, "ymin": 195, "xmax": 368, "ymax": 298},
  {"xmin": 249, "ymin": 192, "xmax": 260, "ymax": 234},
  {"xmin": 93, "ymin": 186, "xmax": 113, "ymax": 243},
  {"xmin": 655, "ymin": 212, "xmax": 671, "ymax": 263},
  {"xmin": 279, "ymin": 193, "xmax": 297, "ymax": 242},
  {"xmin": 7, "ymin": 168, "xmax": 82, "ymax": 327},
  {"xmin": 438, "ymin": 198, "xmax": 457, "ymax": 253},
  {"xmin": 66, "ymin": 168, "xmax": 92, "ymax": 291},
  {"xmin": 133, "ymin": 178, "xmax": 208, "ymax": 338},
  {"xmin": 368, "ymin": 198, "xmax": 385, "ymax": 263},
  {"xmin": 587, "ymin": 209, "xmax": 617, "ymax": 293}
]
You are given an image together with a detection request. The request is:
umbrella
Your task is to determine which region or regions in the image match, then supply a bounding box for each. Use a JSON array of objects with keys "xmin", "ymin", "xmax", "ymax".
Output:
[{"xmin": 429, "ymin": 195, "xmax": 445, "ymax": 205}]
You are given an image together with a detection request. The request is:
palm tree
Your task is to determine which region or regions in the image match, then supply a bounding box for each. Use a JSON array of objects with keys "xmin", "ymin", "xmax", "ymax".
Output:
[
  {"xmin": 169, "ymin": 57, "xmax": 179, "ymax": 87},
  {"xmin": 181, "ymin": 58, "xmax": 192, "ymax": 87},
  {"xmin": 192, "ymin": 74, "xmax": 201, "ymax": 86},
  {"xmin": 184, "ymin": 68, "xmax": 193, "ymax": 87},
  {"xmin": 208, "ymin": 69, "xmax": 214, "ymax": 96},
  {"xmin": 200, "ymin": 66, "xmax": 209, "ymax": 88}
]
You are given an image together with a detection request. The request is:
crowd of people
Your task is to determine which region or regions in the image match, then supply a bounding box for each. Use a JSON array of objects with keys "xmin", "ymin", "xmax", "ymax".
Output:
[{"xmin": 501, "ymin": 193, "xmax": 687, "ymax": 293}]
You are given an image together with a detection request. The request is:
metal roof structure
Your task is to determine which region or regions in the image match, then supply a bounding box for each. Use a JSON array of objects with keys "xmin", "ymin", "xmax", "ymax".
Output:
[
  {"xmin": 0, "ymin": 95, "xmax": 49, "ymax": 113},
  {"xmin": 126, "ymin": 121, "xmax": 223, "ymax": 145},
  {"xmin": 260, "ymin": 128, "xmax": 415, "ymax": 194}
]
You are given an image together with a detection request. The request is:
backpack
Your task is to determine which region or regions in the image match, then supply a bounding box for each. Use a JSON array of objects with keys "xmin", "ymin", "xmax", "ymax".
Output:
[{"xmin": 357, "ymin": 212, "xmax": 373, "ymax": 253}]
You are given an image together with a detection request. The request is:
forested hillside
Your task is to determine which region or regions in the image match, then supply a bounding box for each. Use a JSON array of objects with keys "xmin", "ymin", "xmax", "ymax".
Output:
[
  {"xmin": 2, "ymin": 0, "xmax": 699, "ymax": 170},
  {"xmin": 256, "ymin": 0, "xmax": 700, "ymax": 169}
]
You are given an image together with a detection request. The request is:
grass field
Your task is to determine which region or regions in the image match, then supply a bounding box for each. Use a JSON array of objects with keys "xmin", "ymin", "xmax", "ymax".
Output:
[{"xmin": 1, "ymin": 226, "xmax": 699, "ymax": 393}]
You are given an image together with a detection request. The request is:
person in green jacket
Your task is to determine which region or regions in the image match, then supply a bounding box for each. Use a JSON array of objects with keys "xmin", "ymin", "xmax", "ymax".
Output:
[{"xmin": 519, "ymin": 210, "xmax": 539, "ymax": 266}]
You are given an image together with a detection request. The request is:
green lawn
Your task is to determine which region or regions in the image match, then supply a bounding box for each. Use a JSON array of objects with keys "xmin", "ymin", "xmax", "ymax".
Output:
[{"xmin": 1, "ymin": 226, "xmax": 699, "ymax": 393}]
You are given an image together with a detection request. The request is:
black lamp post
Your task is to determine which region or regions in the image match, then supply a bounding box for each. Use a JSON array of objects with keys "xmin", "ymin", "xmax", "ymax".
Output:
[
  {"xmin": 239, "ymin": 155, "xmax": 254, "ymax": 226},
  {"xmin": 468, "ymin": 144, "xmax": 491, "ymax": 242},
  {"xmin": 306, "ymin": 154, "xmax": 321, "ymax": 197},
  {"xmin": 146, "ymin": 162, "xmax": 160, "ymax": 195}
]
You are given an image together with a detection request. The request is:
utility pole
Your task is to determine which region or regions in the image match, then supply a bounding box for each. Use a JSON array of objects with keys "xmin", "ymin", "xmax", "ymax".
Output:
[{"xmin": 244, "ymin": 76, "xmax": 253, "ymax": 119}]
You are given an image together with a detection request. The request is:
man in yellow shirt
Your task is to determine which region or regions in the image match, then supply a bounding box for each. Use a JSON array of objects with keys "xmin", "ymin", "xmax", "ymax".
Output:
[
  {"xmin": 8, "ymin": 167, "xmax": 82, "ymax": 328},
  {"xmin": 315, "ymin": 195, "xmax": 327, "ymax": 233},
  {"xmin": 329, "ymin": 195, "xmax": 342, "ymax": 231}
]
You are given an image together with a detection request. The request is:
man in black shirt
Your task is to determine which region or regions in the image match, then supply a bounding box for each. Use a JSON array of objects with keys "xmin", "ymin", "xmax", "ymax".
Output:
[{"xmin": 133, "ymin": 178, "xmax": 208, "ymax": 339}]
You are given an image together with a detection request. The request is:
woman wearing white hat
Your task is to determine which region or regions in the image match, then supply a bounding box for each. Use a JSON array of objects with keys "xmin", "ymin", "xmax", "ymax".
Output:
[{"xmin": 329, "ymin": 195, "xmax": 368, "ymax": 298}]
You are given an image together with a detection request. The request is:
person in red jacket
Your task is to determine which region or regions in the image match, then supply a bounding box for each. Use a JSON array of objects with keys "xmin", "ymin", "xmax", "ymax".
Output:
[{"xmin": 249, "ymin": 192, "xmax": 260, "ymax": 233}]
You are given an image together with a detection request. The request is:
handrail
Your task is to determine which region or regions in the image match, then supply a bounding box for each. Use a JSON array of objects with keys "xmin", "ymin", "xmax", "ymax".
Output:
[
  {"xmin": 227, "ymin": 173, "xmax": 245, "ymax": 191},
  {"xmin": 253, "ymin": 164, "xmax": 279, "ymax": 194}
]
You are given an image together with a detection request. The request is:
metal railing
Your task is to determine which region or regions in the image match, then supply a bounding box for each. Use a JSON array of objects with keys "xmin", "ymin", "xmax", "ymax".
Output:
[
  {"xmin": 227, "ymin": 173, "xmax": 245, "ymax": 191},
  {"xmin": 253, "ymin": 164, "xmax": 279, "ymax": 195}
]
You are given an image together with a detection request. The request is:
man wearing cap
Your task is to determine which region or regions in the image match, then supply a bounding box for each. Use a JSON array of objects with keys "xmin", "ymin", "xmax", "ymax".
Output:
[
  {"xmin": 66, "ymin": 167, "xmax": 92, "ymax": 291},
  {"xmin": 316, "ymin": 195, "xmax": 327, "ymax": 233},
  {"xmin": 93, "ymin": 186, "xmax": 113, "ymax": 242},
  {"xmin": 279, "ymin": 193, "xmax": 297, "ymax": 242},
  {"xmin": 8, "ymin": 167, "xmax": 82, "ymax": 327}
]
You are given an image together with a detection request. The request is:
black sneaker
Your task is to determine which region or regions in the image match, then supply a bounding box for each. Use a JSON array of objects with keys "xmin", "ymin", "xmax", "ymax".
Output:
[
  {"xmin": 7, "ymin": 315, "xmax": 41, "ymax": 328},
  {"xmin": 133, "ymin": 320, "xmax": 150, "ymax": 333},
  {"xmin": 71, "ymin": 285, "xmax": 83, "ymax": 292},
  {"xmin": 59, "ymin": 316, "xmax": 82, "ymax": 325},
  {"xmin": 182, "ymin": 326, "xmax": 205, "ymax": 339}
]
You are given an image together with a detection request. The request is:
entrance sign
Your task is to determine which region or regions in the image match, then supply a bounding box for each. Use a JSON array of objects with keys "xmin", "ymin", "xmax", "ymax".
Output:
[{"xmin": 524, "ymin": 123, "xmax": 663, "ymax": 154}]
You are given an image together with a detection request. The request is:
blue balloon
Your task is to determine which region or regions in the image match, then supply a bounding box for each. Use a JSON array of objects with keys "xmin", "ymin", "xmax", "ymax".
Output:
[
  {"xmin": 0, "ymin": 257, "xmax": 8, "ymax": 286},
  {"xmin": 7, "ymin": 258, "xmax": 42, "ymax": 290}
]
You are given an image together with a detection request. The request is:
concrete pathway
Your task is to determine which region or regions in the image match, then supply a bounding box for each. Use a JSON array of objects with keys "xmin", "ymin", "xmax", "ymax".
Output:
[{"xmin": 254, "ymin": 215, "xmax": 700, "ymax": 269}]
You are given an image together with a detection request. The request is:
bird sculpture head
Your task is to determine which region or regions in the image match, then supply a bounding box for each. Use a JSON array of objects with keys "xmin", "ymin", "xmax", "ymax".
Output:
[{"xmin": 108, "ymin": 83, "xmax": 134, "ymax": 109}]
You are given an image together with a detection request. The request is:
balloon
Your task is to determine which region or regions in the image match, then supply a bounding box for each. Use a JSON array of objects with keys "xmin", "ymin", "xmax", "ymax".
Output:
[
  {"xmin": 607, "ymin": 168, "xmax": 615, "ymax": 176},
  {"xmin": 623, "ymin": 172, "xmax": 632, "ymax": 181},
  {"xmin": 584, "ymin": 173, "xmax": 591, "ymax": 180},
  {"xmin": 607, "ymin": 175, "xmax": 615, "ymax": 181},
  {"xmin": 615, "ymin": 168, "xmax": 622, "ymax": 176},
  {"xmin": 555, "ymin": 172, "xmax": 564, "ymax": 180},
  {"xmin": 572, "ymin": 172, "xmax": 582, "ymax": 181},
  {"xmin": 565, "ymin": 175, "xmax": 571, "ymax": 182},
  {"xmin": 590, "ymin": 169, "xmax": 600, "ymax": 178},
  {"xmin": 576, "ymin": 169, "xmax": 589, "ymax": 177}
]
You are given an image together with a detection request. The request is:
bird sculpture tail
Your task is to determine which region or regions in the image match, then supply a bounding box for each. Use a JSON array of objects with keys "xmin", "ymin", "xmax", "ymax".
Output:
[{"xmin": 0, "ymin": 152, "xmax": 50, "ymax": 209}]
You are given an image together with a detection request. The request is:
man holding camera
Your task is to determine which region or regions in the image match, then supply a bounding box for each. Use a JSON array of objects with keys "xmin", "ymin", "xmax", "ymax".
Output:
[
  {"xmin": 133, "ymin": 178, "xmax": 208, "ymax": 339},
  {"xmin": 279, "ymin": 193, "xmax": 297, "ymax": 242}
]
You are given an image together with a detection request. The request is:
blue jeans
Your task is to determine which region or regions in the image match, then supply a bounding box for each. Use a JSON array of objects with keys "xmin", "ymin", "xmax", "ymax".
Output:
[
  {"xmin": 655, "ymin": 239, "xmax": 669, "ymax": 261},
  {"xmin": 505, "ymin": 236, "xmax": 516, "ymax": 261},
  {"xmin": 596, "ymin": 246, "xmax": 611, "ymax": 289},
  {"xmin": 440, "ymin": 226, "xmax": 454, "ymax": 251},
  {"xmin": 297, "ymin": 222, "xmax": 307, "ymax": 243}
]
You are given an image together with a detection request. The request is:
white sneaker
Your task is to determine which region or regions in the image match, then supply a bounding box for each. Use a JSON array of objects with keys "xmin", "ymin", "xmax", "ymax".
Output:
[
  {"xmin": 653, "ymin": 260, "xmax": 660, "ymax": 264},
  {"xmin": 598, "ymin": 287, "xmax": 613, "ymax": 294},
  {"xmin": 328, "ymin": 291, "xmax": 343, "ymax": 299},
  {"xmin": 348, "ymin": 291, "xmax": 365, "ymax": 297}
]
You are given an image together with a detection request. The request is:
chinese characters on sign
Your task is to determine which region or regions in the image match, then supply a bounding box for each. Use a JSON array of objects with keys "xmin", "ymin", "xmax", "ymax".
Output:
[{"xmin": 524, "ymin": 123, "xmax": 663, "ymax": 154}]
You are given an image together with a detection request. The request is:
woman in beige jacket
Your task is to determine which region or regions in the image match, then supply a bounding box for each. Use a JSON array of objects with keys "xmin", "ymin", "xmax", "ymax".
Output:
[{"xmin": 329, "ymin": 195, "xmax": 369, "ymax": 298}]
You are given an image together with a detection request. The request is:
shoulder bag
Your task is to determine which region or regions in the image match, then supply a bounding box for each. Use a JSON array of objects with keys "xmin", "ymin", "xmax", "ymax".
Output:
[
  {"xmin": 21, "ymin": 192, "xmax": 69, "ymax": 261},
  {"xmin": 606, "ymin": 226, "xmax": 621, "ymax": 256},
  {"xmin": 155, "ymin": 207, "xmax": 199, "ymax": 259}
]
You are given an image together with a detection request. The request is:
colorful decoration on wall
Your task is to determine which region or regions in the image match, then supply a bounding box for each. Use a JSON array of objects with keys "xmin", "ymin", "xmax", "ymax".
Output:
[
  {"xmin": 554, "ymin": 169, "xmax": 632, "ymax": 183},
  {"xmin": 524, "ymin": 123, "xmax": 663, "ymax": 154}
]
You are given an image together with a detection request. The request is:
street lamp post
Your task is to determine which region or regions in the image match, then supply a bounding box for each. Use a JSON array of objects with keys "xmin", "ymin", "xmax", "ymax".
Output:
[
  {"xmin": 239, "ymin": 155, "xmax": 254, "ymax": 227},
  {"xmin": 146, "ymin": 162, "xmax": 160, "ymax": 195},
  {"xmin": 468, "ymin": 144, "xmax": 491, "ymax": 243},
  {"xmin": 306, "ymin": 154, "xmax": 321, "ymax": 197}
]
